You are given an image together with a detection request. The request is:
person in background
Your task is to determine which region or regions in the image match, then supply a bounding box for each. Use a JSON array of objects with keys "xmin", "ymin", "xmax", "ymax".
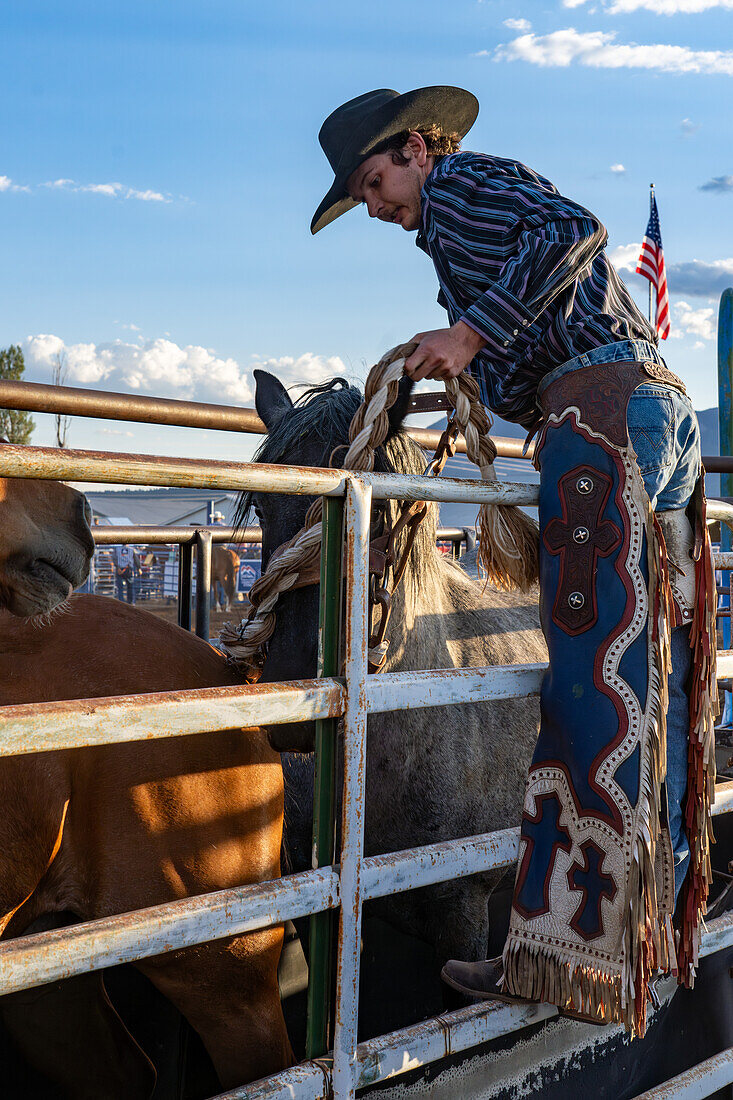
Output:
[{"xmin": 113, "ymin": 543, "xmax": 138, "ymax": 604}]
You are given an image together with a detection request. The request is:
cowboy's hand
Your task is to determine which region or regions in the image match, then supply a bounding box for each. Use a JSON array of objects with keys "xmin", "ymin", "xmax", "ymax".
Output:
[{"xmin": 404, "ymin": 322, "xmax": 486, "ymax": 382}]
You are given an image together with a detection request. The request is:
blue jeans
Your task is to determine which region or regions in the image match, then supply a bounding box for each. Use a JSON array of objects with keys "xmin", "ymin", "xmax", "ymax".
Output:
[{"xmin": 627, "ymin": 382, "xmax": 701, "ymax": 901}]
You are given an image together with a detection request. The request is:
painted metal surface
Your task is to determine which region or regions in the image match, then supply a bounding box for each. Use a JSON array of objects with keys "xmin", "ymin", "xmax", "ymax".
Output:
[
  {"xmin": 367, "ymin": 664, "xmax": 546, "ymax": 714},
  {"xmin": 4, "ymin": 375, "xmax": 733, "ymax": 471},
  {"xmin": 4, "ymin": 789, "xmax": 731, "ymax": 1007},
  {"xmin": 178, "ymin": 541, "xmax": 193, "ymax": 630},
  {"xmin": 0, "ymin": 441, "xmax": 540, "ymax": 505},
  {"xmin": 0, "ymin": 867, "xmax": 340, "ymax": 996},
  {"xmin": 0, "ymin": 379, "xmax": 270, "ymax": 434},
  {"xmin": 630, "ymin": 1046, "xmax": 733, "ymax": 1100},
  {"xmin": 3, "ymin": 413, "xmax": 733, "ymax": 1098},
  {"xmin": 332, "ymin": 478, "xmax": 372, "ymax": 1099},
  {"xmin": 194, "ymin": 527, "xmax": 213, "ymax": 640},
  {"xmin": 0, "ymin": 376, "xmax": 521, "ymax": 460},
  {"xmin": 0, "ymin": 679, "xmax": 344, "ymax": 756},
  {"xmin": 720, "ymin": 293, "xmax": 733, "ymax": 653},
  {"xmin": 361, "ymin": 827, "xmax": 521, "ymax": 899},
  {"xmin": 20, "ymin": 653, "xmax": 733, "ymax": 759},
  {"xmin": 307, "ymin": 494, "xmax": 344, "ymax": 1059},
  {"xmin": 716, "ymin": 651, "xmax": 733, "ymax": 680},
  {"xmin": 707, "ymin": 499, "xmax": 733, "ymax": 528},
  {"xmin": 218, "ymin": 912, "xmax": 733, "ymax": 1100},
  {"xmin": 718, "ymin": 290, "xmax": 733, "ymax": 573},
  {"xmin": 93, "ymin": 525, "xmax": 261, "ymax": 545},
  {"xmin": 92, "ymin": 525, "xmax": 468, "ymax": 547}
]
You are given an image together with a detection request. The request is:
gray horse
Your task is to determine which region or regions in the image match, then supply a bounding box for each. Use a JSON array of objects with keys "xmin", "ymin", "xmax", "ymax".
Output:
[{"xmin": 244, "ymin": 370, "xmax": 545, "ymax": 978}]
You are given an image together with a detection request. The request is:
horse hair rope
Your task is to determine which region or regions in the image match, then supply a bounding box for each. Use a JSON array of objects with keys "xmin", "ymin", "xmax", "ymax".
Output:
[{"xmin": 220, "ymin": 342, "xmax": 540, "ymax": 678}]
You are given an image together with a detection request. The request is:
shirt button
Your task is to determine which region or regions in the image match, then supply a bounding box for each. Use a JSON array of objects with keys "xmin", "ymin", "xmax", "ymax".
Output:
[
  {"xmin": 503, "ymin": 340, "xmax": 510, "ymax": 347},
  {"xmin": 522, "ymin": 319, "xmax": 529, "ymax": 326},
  {"xmin": 513, "ymin": 329, "xmax": 519, "ymax": 336}
]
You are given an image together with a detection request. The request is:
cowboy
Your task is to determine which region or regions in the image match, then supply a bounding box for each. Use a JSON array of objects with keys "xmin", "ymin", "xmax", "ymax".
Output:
[{"xmin": 312, "ymin": 86, "xmax": 716, "ymax": 1033}]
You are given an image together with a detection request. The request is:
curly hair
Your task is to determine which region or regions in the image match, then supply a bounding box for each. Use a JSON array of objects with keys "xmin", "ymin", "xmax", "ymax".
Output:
[{"xmin": 370, "ymin": 125, "xmax": 462, "ymax": 165}]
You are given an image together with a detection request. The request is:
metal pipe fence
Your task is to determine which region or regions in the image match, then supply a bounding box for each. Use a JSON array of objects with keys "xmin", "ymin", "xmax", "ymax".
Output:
[
  {"xmin": 88, "ymin": 524, "xmax": 473, "ymax": 639},
  {"xmin": 0, "ymin": 379, "xmax": 497, "ymax": 459},
  {"xmin": 1, "ymin": 442, "xmax": 733, "ymax": 1099},
  {"xmin": 4, "ymin": 376, "xmax": 733, "ymax": 473}
]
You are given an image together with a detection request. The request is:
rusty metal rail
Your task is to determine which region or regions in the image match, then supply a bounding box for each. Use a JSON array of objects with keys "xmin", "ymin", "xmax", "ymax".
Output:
[
  {"xmin": 3, "ymin": 376, "xmax": 733, "ymax": 472},
  {"xmin": 0, "ymin": 378, "xmax": 488, "ymax": 459},
  {"xmin": 92, "ymin": 524, "xmax": 473, "ymax": 547},
  {"xmin": 1, "ymin": 440, "xmax": 733, "ymax": 1100},
  {"xmin": 0, "ymin": 441, "xmax": 539, "ymax": 505},
  {"xmin": 630, "ymin": 1045, "xmax": 733, "ymax": 1099}
]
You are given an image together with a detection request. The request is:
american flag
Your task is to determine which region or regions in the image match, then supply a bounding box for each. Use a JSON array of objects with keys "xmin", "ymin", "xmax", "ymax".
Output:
[{"xmin": 636, "ymin": 192, "xmax": 670, "ymax": 340}]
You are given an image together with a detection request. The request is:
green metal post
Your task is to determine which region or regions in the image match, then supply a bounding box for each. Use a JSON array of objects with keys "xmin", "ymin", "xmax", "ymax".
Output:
[
  {"xmin": 306, "ymin": 494, "xmax": 344, "ymax": 1059},
  {"xmin": 718, "ymin": 290, "xmax": 733, "ymax": 648}
]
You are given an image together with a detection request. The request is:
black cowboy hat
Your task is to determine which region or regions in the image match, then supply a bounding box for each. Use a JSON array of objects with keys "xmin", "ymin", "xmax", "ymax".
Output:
[{"xmin": 311, "ymin": 86, "xmax": 479, "ymax": 235}]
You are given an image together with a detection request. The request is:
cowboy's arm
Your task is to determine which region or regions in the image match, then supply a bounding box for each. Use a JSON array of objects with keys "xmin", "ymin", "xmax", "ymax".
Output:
[
  {"xmin": 406, "ymin": 169, "xmax": 607, "ymax": 380},
  {"xmin": 459, "ymin": 179, "xmax": 608, "ymax": 359}
]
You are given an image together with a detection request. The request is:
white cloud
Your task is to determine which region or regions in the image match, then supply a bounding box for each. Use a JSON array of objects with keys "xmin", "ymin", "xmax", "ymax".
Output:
[
  {"xmin": 563, "ymin": 0, "xmax": 733, "ymax": 10},
  {"xmin": 0, "ymin": 174, "xmax": 30, "ymax": 193},
  {"xmin": 608, "ymin": 0, "xmax": 733, "ymax": 12},
  {"xmin": 489, "ymin": 27, "xmax": 733, "ymax": 75},
  {"xmin": 610, "ymin": 163, "xmax": 626, "ymax": 173},
  {"xmin": 82, "ymin": 182, "xmax": 124, "ymax": 197},
  {"xmin": 610, "ymin": 242, "xmax": 733, "ymax": 296},
  {"xmin": 41, "ymin": 178, "xmax": 172, "ymax": 202},
  {"xmin": 22, "ymin": 335, "xmax": 348, "ymax": 407},
  {"xmin": 609, "ymin": 242, "xmax": 642, "ymax": 271},
  {"xmin": 97, "ymin": 427, "xmax": 134, "ymax": 437},
  {"xmin": 680, "ymin": 117, "xmax": 700, "ymax": 136},
  {"xmin": 503, "ymin": 17, "xmax": 532, "ymax": 30},
  {"xmin": 128, "ymin": 189, "xmax": 168, "ymax": 202},
  {"xmin": 250, "ymin": 352, "xmax": 350, "ymax": 395},
  {"xmin": 673, "ymin": 300, "xmax": 716, "ymax": 340}
]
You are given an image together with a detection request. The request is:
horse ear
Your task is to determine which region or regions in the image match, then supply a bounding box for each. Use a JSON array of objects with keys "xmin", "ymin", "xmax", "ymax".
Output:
[
  {"xmin": 386, "ymin": 373, "xmax": 414, "ymax": 440},
  {"xmin": 254, "ymin": 370, "xmax": 293, "ymax": 432}
]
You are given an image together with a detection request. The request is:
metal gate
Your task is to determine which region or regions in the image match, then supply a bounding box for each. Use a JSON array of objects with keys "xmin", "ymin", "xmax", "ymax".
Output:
[
  {"xmin": 0, "ymin": 289, "xmax": 732, "ymax": 1099},
  {"xmin": 0, "ymin": 439, "xmax": 732, "ymax": 1099}
]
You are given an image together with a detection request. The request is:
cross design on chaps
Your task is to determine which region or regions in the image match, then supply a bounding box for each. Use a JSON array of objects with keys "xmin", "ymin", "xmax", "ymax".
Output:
[
  {"xmin": 543, "ymin": 467, "xmax": 622, "ymax": 634},
  {"xmin": 567, "ymin": 839, "xmax": 618, "ymax": 941},
  {"xmin": 513, "ymin": 792, "xmax": 572, "ymax": 919}
]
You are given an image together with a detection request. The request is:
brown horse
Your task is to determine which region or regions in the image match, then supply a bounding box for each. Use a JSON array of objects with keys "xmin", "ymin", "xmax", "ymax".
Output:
[
  {"xmin": 0, "ymin": 595, "xmax": 292, "ymax": 1097},
  {"xmin": 212, "ymin": 544, "xmax": 240, "ymax": 610},
  {"xmin": 0, "ymin": 455, "xmax": 94, "ymax": 615}
]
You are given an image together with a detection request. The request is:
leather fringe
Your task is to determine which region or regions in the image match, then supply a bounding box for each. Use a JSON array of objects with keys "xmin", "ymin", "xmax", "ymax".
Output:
[
  {"xmin": 503, "ymin": 500, "xmax": 677, "ymax": 1038},
  {"xmin": 676, "ymin": 487, "xmax": 718, "ymax": 985}
]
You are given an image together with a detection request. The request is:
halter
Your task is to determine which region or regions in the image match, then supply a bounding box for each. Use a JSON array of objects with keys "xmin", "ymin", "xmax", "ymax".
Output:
[{"xmin": 220, "ymin": 342, "xmax": 539, "ymax": 678}]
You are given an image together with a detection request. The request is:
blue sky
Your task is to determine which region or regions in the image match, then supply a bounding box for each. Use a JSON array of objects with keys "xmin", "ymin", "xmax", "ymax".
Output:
[{"xmin": 1, "ymin": 0, "xmax": 732, "ymax": 465}]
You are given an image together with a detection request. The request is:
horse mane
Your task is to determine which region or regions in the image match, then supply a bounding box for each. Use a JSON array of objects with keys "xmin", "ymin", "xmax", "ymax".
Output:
[{"xmin": 234, "ymin": 377, "xmax": 441, "ymax": 592}]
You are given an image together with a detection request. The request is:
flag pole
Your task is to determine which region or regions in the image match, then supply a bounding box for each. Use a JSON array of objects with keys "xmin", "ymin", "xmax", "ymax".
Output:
[{"xmin": 648, "ymin": 183, "xmax": 654, "ymax": 325}]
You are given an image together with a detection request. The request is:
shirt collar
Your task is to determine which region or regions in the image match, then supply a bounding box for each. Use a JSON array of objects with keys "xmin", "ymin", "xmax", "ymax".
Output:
[{"xmin": 415, "ymin": 159, "xmax": 441, "ymax": 254}]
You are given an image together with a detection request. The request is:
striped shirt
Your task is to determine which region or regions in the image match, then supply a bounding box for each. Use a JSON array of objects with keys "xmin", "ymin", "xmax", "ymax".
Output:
[{"xmin": 416, "ymin": 152, "xmax": 656, "ymax": 427}]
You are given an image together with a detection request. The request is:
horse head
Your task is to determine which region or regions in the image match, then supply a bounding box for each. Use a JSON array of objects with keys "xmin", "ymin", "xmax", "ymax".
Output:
[
  {"xmin": 237, "ymin": 369, "xmax": 414, "ymax": 752},
  {"xmin": 0, "ymin": 445, "xmax": 95, "ymax": 615}
]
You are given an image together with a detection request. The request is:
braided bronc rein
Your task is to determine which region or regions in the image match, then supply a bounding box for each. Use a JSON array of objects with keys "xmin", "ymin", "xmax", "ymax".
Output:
[{"xmin": 220, "ymin": 342, "xmax": 540, "ymax": 679}]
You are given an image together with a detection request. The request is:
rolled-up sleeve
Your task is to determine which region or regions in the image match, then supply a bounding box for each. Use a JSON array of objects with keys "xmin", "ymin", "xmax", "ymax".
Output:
[{"xmin": 428, "ymin": 168, "xmax": 608, "ymax": 361}]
